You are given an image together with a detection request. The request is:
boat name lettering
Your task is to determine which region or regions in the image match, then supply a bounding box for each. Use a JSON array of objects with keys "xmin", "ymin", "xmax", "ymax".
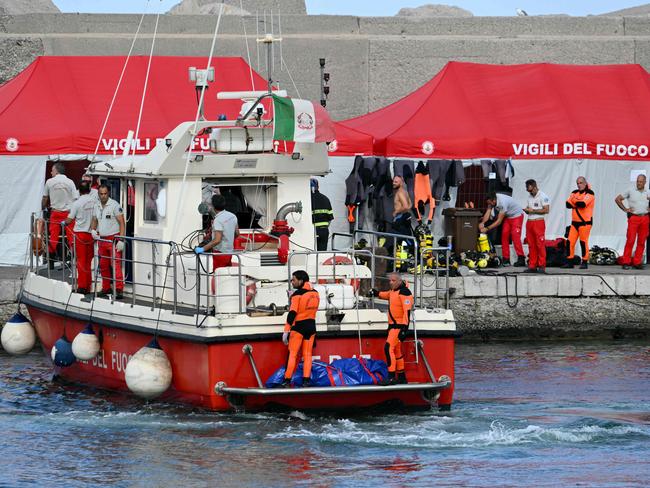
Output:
[
  {"xmin": 111, "ymin": 351, "xmax": 133, "ymax": 373},
  {"xmin": 101, "ymin": 137, "xmax": 212, "ymax": 152}
]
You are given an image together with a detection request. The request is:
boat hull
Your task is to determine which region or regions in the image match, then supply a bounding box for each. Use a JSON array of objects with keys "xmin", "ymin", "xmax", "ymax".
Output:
[{"xmin": 28, "ymin": 305, "xmax": 455, "ymax": 411}]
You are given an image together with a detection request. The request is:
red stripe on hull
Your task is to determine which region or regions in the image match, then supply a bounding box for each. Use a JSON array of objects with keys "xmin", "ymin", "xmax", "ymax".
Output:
[{"xmin": 28, "ymin": 306, "xmax": 455, "ymax": 411}]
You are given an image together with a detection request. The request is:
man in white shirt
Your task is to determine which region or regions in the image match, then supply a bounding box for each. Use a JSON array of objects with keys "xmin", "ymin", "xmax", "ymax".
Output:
[
  {"xmin": 63, "ymin": 181, "xmax": 97, "ymax": 294},
  {"xmin": 194, "ymin": 194, "xmax": 240, "ymax": 270},
  {"xmin": 91, "ymin": 185, "xmax": 126, "ymax": 299},
  {"xmin": 42, "ymin": 162, "xmax": 78, "ymax": 259},
  {"xmin": 615, "ymin": 174, "xmax": 650, "ymax": 270},
  {"xmin": 479, "ymin": 192, "xmax": 526, "ymax": 266},
  {"xmin": 523, "ymin": 179, "xmax": 550, "ymax": 273}
]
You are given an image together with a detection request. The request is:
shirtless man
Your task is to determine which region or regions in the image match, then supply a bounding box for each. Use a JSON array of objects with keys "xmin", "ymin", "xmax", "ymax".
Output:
[{"xmin": 392, "ymin": 176, "xmax": 413, "ymax": 236}]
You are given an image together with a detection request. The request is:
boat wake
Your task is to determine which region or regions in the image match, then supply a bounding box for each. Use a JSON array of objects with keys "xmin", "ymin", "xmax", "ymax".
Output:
[{"xmin": 267, "ymin": 416, "xmax": 650, "ymax": 449}]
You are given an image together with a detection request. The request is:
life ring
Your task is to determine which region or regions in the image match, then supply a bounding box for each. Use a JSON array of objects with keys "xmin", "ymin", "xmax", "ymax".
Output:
[{"xmin": 318, "ymin": 256, "xmax": 360, "ymax": 291}]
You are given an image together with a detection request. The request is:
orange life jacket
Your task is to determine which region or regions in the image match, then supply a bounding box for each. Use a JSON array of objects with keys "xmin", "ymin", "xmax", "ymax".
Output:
[
  {"xmin": 378, "ymin": 283, "xmax": 413, "ymax": 326},
  {"xmin": 566, "ymin": 185, "xmax": 595, "ymax": 225},
  {"xmin": 284, "ymin": 282, "xmax": 320, "ymax": 332}
]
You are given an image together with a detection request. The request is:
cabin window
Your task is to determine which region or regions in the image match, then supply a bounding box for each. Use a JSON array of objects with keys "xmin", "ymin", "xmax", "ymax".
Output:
[
  {"xmin": 202, "ymin": 178, "xmax": 276, "ymax": 230},
  {"xmin": 143, "ymin": 180, "xmax": 166, "ymax": 223}
]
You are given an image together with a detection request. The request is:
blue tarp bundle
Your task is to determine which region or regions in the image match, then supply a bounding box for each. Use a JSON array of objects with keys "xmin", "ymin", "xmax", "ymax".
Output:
[{"xmin": 265, "ymin": 358, "xmax": 388, "ymax": 388}]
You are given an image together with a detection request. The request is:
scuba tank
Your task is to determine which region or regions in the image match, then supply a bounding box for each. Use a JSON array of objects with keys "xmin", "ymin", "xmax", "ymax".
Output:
[
  {"xmin": 477, "ymin": 233, "xmax": 490, "ymax": 252},
  {"xmin": 395, "ymin": 240, "xmax": 409, "ymax": 272}
]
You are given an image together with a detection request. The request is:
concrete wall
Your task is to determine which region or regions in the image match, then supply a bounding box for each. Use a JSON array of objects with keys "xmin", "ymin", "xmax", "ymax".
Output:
[{"xmin": 0, "ymin": 13, "xmax": 648, "ymax": 119}]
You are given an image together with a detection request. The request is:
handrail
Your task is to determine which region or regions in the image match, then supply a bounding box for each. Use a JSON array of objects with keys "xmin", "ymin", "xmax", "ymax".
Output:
[{"xmin": 29, "ymin": 217, "xmax": 453, "ymax": 327}]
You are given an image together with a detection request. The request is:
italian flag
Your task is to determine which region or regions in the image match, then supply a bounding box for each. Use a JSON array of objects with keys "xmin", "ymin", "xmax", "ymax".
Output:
[{"xmin": 272, "ymin": 95, "xmax": 336, "ymax": 143}]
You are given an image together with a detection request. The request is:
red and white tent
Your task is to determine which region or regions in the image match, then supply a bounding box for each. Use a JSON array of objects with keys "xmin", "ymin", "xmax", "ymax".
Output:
[
  {"xmin": 0, "ymin": 55, "xmax": 268, "ymax": 264},
  {"xmin": 330, "ymin": 61, "xmax": 650, "ymax": 161},
  {"xmin": 0, "ymin": 56, "xmax": 268, "ymax": 155},
  {"xmin": 325, "ymin": 62, "xmax": 650, "ymax": 251}
]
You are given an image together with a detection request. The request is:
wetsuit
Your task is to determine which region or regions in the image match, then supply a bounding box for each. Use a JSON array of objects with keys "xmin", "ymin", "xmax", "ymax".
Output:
[
  {"xmin": 414, "ymin": 161, "xmax": 435, "ymax": 225},
  {"xmin": 566, "ymin": 186, "xmax": 595, "ymax": 264},
  {"xmin": 284, "ymin": 282, "xmax": 320, "ymax": 382},
  {"xmin": 378, "ymin": 283, "xmax": 413, "ymax": 379}
]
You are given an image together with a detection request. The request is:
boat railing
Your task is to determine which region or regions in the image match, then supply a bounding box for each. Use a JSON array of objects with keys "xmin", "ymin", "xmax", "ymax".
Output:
[
  {"xmin": 30, "ymin": 215, "xmax": 248, "ymax": 317},
  {"xmin": 331, "ymin": 229, "xmax": 452, "ymax": 309},
  {"xmin": 184, "ymin": 250, "xmax": 246, "ymax": 317}
]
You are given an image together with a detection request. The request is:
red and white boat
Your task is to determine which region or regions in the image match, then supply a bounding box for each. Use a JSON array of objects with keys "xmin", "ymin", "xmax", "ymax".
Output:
[{"xmin": 19, "ymin": 61, "xmax": 457, "ymax": 412}]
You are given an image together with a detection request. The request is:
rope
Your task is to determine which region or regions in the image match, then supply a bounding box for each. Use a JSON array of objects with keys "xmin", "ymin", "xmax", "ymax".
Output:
[
  {"xmin": 240, "ymin": 0, "xmax": 256, "ymax": 90},
  {"xmin": 170, "ymin": 3, "xmax": 225, "ymax": 240},
  {"xmin": 92, "ymin": 0, "xmax": 150, "ymax": 156},
  {"xmin": 280, "ymin": 57, "xmax": 301, "ymax": 99},
  {"xmin": 130, "ymin": 2, "xmax": 163, "ymax": 161}
]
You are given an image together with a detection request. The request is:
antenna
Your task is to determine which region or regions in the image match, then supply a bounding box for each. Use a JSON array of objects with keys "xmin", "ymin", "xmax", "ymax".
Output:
[
  {"xmin": 188, "ymin": 66, "xmax": 215, "ymax": 120},
  {"xmin": 257, "ymin": 33, "xmax": 283, "ymax": 94}
]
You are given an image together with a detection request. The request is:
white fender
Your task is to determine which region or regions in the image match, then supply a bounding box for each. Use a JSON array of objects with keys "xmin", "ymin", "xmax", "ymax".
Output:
[
  {"xmin": 1, "ymin": 312, "xmax": 36, "ymax": 355},
  {"xmin": 124, "ymin": 339, "xmax": 172, "ymax": 400},
  {"xmin": 72, "ymin": 323, "xmax": 100, "ymax": 361}
]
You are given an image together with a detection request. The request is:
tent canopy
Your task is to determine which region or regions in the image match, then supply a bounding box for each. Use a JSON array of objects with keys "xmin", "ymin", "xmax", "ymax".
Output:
[
  {"xmin": 0, "ymin": 56, "xmax": 269, "ymax": 155},
  {"xmin": 331, "ymin": 62, "xmax": 650, "ymax": 161}
]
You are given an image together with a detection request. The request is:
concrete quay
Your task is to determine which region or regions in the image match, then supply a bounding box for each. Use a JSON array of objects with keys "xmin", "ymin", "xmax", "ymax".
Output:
[{"xmin": 437, "ymin": 266, "xmax": 650, "ymax": 341}]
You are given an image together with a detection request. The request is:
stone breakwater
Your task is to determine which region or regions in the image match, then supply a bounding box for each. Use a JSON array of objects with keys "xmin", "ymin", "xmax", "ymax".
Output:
[{"xmin": 426, "ymin": 269, "xmax": 650, "ymax": 341}]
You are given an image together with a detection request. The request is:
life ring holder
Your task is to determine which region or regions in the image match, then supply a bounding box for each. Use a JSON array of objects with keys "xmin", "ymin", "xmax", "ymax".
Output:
[{"xmin": 318, "ymin": 256, "xmax": 360, "ymax": 291}]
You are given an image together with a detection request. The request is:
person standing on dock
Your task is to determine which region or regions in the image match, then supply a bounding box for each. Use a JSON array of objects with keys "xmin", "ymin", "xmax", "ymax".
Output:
[
  {"xmin": 369, "ymin": 273, "xmax": 413, "ymax": 385},
  {"xmin": 562, "ymin": 176, "xmax": 595, "ymax": 270},
  {"xmin": 391, "ymin": 175, "xmax": 413, "ymax": 237},
  {"xmin": 523, "ymin": 179, "xmax": 550, "ymax": 273},
  {"xmin": 64, "ymin": 181, "xmax": 96, "ymax": 294},
  {"xmin": 479, "ymin": 192, "xmax": 526, "ymax": 267},
  {"xmin": 615, "ymin": 174, "xmax": 650, "ymax": 270},
  {"xmin": 42, "ymin": 162, "xmax": 78, "ymax": 263},
  {"xmin": 91, "ymin": 185, "xmax": 126, "ymax": 299},
  {"xmin": 281, "ymin": 270, "xmax": 320, "ymax": 388}
]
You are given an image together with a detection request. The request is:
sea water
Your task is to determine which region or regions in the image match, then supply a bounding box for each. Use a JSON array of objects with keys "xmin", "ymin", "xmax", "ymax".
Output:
[{"xmin": 0, "ymin": 341, "xmax": 648, "ymax": 487}]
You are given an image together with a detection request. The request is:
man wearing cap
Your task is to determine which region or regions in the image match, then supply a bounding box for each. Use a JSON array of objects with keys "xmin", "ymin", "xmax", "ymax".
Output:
[
  {"xmin": 310, "ymin": 178, "xmax": 334, "ymax": 251},
  {"xmin": 91, "ymin": 185, "xmax": 126, "ymax": 299}
]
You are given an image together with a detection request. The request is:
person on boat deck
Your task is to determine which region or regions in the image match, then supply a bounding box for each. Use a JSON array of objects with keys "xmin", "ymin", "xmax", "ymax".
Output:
[
  {"xmin": 63, "ymin": 181, "xmax": 96, "ymax": 294},
  {"xmin": 311, "ymin": 178, "xmax": 334, "ymax": 251},
  {"xmin": 194, "ymin": 194, "xmax": 240, "ymax": 270},
  {"xmin": 479, "ymin": 192, "xmax": 526, "ymax": 267},
  {"xmin": 615, "ymin": 174, "xmax": 650, "ymax": 270},
  {"xmin": 368, "ymin": 273, "xmax": 413, "ymax": 385},
  {"xmin": 562, "ymin": 176, "xmax": 596, "ymax": 269},
  {"xmin": 280, "ymin": 270, "xmax": 320, "ymax": 388},
  {"xmin": 42, "ymin": 162, "xmax": 78, "ymax": 264},
  {"xmin": 91, "ymin": 184, "xmax": 126, "ymax": 300},
  {"xmin": 81, "ymin": 173, "xmax": 100, "ymax": 201}
]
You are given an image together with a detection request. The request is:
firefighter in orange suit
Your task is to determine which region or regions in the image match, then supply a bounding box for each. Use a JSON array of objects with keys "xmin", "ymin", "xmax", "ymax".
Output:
[
  {"xmin": 369, "ymin": 272, "xmax": 413, "ymax": 385},
  {"xmin": 563, "ymin": 176, "xmax": 596, "ymax": 269},
  {"xmin": 281, "ymin": 270, "xmax": 320, "ymax": 388}
]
